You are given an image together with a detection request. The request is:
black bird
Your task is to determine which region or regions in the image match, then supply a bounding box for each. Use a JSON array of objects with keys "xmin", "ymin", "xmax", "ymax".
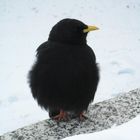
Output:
[{"xmin": 28, "ymin": 18, "xmax": 99, "ymax": 120}]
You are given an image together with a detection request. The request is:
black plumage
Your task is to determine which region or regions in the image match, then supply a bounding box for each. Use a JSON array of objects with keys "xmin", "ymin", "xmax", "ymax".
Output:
[{"xmin": 28, "ymin": 19, "xmax": 99, "ymax": 120}]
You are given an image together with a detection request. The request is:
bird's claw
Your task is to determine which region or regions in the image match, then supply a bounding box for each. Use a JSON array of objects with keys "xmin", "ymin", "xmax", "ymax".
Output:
[
  {"xmin": 53, "ymin": 110, "xmax": 68, "ymax": 121},
  {"xmin": 79, "ymin": 112, "xmax": 87, "ymax": 121}
]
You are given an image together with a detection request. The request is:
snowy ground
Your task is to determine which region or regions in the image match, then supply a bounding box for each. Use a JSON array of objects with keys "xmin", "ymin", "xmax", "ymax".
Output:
[
  {"xmin": 0, "ymin": 0, "xmax": 140, "ymax": 136},
  {"xmin": 64, "ymin": 115, "xmax": 140, "ymax": 140},
  {"xmin": 1, "ymin": 89, "xmax": 140, "ymax": 139}
]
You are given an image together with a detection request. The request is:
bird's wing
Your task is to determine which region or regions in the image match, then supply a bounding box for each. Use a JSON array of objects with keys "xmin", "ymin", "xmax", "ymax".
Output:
[{"xmin": 36, "ymin": 41, "xmax": 48, "ymax": 56}]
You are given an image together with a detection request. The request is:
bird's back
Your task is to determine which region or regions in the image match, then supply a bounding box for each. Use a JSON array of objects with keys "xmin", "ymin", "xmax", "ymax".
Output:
[{"xmin": 29, "ymin": 41, "xmax": 99, "ymax": 112}]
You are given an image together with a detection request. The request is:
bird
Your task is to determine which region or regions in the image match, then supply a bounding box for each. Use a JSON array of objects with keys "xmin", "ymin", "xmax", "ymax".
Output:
[{"xmin": 28, "ymin": 18, "xmax": 99, "ymax": 121}]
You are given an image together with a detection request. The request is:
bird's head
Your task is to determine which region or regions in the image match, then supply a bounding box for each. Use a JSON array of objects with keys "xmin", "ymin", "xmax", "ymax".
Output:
[{"xmin": 48, "ymin": 18, "xmax": 99, "ymax": 45}]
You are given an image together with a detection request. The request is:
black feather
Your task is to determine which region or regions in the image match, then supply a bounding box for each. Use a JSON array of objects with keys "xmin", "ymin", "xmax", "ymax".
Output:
[{"xmin": 28, "ymin": 19, "xmax": 99, "ymax": 117}]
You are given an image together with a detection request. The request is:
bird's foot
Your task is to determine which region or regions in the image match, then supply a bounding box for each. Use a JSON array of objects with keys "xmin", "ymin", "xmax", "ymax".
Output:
[
  {"xmin": 79, "ymin": 112, "xmax": 87, "ymax": 121},
  {"xmin": 53, "ymin": 110, "xmax": 68, "ymax": 121}
]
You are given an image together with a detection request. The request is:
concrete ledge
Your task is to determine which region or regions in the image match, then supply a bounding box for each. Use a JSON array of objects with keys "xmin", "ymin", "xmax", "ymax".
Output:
[{"xmin": 1, "ymin": 88, "xmax": 140, "ymax": 140}]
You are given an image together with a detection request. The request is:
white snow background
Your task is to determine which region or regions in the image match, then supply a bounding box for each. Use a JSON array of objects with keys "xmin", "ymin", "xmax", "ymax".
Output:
[{"xmin": 0, "ymin": 0, "xmax": 140, "ymax": 137}]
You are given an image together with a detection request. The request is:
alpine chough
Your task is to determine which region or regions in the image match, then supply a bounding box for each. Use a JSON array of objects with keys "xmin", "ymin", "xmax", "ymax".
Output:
[{"xmin": 28, "ymin": 18, "xmax": 99, "ymax": 120}]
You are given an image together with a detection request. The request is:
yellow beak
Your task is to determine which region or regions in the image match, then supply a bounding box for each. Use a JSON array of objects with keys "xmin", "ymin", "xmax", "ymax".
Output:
[{"xmin": 83, "ymin": 25, "xmax": 99, "ymax": 33}]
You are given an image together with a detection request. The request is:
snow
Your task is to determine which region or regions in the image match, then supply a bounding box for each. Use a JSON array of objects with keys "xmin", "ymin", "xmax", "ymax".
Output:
[
  {"xmin": 63, "ymin": 115, "xmax": 140, "ymax": 140},
  {"xmin": 0, "ymin": 0, "xmax": 140, "ymax": 136}
]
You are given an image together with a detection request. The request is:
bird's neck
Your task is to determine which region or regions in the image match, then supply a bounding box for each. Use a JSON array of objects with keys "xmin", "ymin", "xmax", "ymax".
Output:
[{"xmin": 48, "ymin": 39, "xmax": 87, "ymax": 47}]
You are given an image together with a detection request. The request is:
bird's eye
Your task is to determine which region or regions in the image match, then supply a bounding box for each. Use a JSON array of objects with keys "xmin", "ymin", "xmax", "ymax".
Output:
[{"xmin": 76, "ymin": 25, "xmax": 85, "ymax": 33}]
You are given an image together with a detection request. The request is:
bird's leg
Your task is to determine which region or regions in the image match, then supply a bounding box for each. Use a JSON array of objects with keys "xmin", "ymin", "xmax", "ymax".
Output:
[
  {"xmin": 79, "ymin": 112, "xmax": 87, "ymax": 121},
  {"xmin": 53, "ymin": 110, "xmax": 68, "ymax": 121}
]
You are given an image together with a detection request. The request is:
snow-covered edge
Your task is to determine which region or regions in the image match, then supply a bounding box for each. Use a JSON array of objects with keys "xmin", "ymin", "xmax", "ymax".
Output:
[{"xmin": 1, "ymin": 88, "xmax": 140, "ymax": 140}]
